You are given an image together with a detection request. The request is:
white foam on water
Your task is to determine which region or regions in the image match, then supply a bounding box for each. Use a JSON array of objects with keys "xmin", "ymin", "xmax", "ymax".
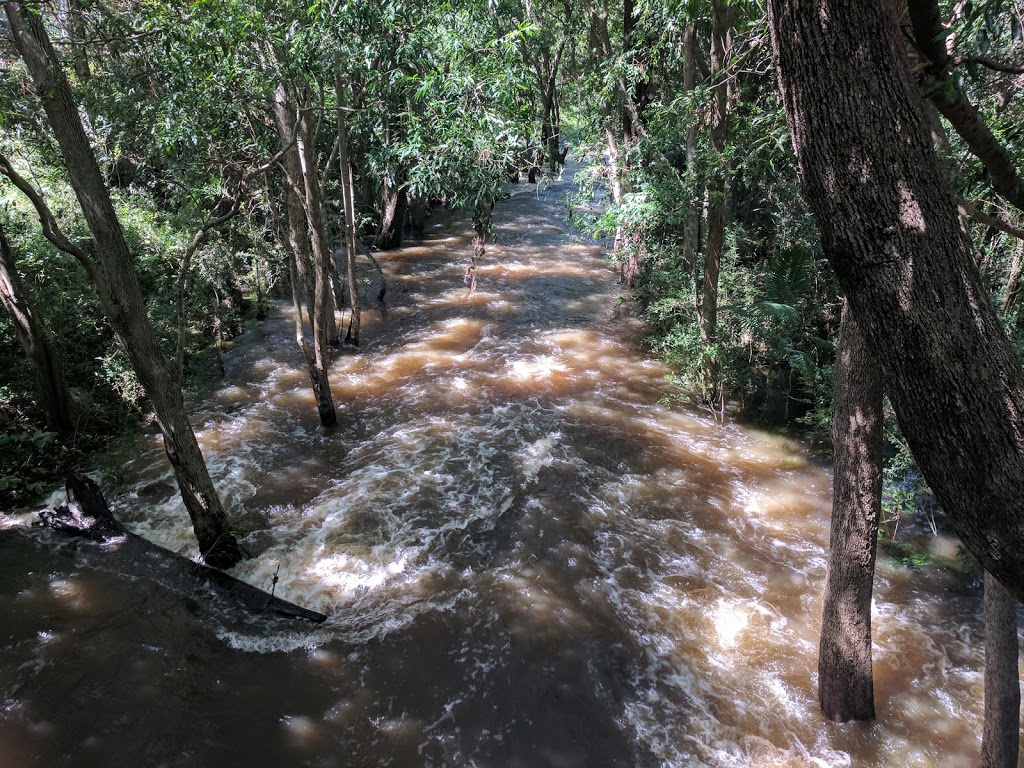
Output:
[
  {"xmin": 509, "ymin": 356, "xmax": 567, "ymax": 380},
  {"xmin": 518, "ymin": 432, "xmax": 561, "ymax": 483}
]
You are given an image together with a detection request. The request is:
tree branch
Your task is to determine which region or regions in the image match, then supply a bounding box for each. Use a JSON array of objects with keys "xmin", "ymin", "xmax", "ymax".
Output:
[
  {"xmin": 956, "ymin": 55, "xmax": 1024, "ymax": 75},
  {"xmin": 961, "ymin": 200, "xmax": 1024, "ymax": 241},
  {"xmin": 0, "ymin": 151, "xmax": 94, "ymax": 267}
]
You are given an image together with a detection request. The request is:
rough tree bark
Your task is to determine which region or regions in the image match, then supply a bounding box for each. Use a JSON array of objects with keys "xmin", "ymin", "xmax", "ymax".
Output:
[
  {"xmin": 0, "ymin": 218, "xmax": 76, "ymax": 434},
  {"xmin": 980, "ymin": 570, "xmax": 1020, "ymax": 768},
  {"xmin": 768, "ymin": 0, "xmax": 1024, "ymax": 596},
  {"xmin": 818, "ymin": 302, "xmax": 883, "ymax": 722},
  {"xmin": 4, "ymin": 0, "xmax": 241, "ymax": 568}
]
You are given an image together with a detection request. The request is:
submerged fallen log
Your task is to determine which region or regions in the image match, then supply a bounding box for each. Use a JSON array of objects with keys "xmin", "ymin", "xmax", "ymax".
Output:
[{"xmin": 39, "ymin": 473, "xmax": 327, "ymax": 624}]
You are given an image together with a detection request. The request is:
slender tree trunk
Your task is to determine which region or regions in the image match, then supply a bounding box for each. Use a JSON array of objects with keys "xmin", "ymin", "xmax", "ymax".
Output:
[
  {"xmin": 294, "ymin": 100, "xmax": 339, "ymax": 428},
  {"xmin": 981, "ymin": 570, "xmax": 1021, "ymax": 768},
  {"xmin": 819, "ymin": 302, "xmax": 883, "ymax": 722},
  {"xmin": 375, "ymin": 173, "xmax": 407, "ymax": 250},
  {"xmin": 682, "ymin": 22, "xmax": 700, "ymax": 281},
  {"xmin": 271, "ymin": 84, "xmax": 337, "ymax": 427},
  {"xmin": 5, "ymin": 0, "xmax": 241, "ymax": 568},
  {"xmin": 621, "ymin": 0, "xmax": 650, "ymax": 149},
  {"xmin": 0, "ymin": 220, "xmax": 76, "ymax": 434},
  {"xmin": 769, "ymin": 0, "xmax": 1024, "ymax": 596},
  {"xmin": 1002, "ymin": 238, "xmax": 1024, "ymax": 313},
  {"xmin": 336, "ymin": 71, "xmax": 361, "ymax": 346},
  {"xmin": 66, "ymin": 0, "xmax": 90, "ymax": 81},
  {"xmin": 699, "ymin": 0, "xmax": 732, "ymax": 407}
]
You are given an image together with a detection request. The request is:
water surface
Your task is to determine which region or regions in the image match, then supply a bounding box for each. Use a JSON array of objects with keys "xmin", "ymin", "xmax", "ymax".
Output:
[{"xmin": 0, "ymin": 167, "xmax": 1005, "ymax": 767}]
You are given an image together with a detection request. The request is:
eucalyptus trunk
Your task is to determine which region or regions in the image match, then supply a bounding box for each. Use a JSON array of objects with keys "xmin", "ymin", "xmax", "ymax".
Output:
[
  {"xmin": 272, "ymin": 84, "xmax": 337, "ymax": 428},
  {"xmin": 5, "ymin": 0, "xmax": 241, "ymax": 568},
  {"xmin": 336, "ymin": 72, "xmax": 361, "ymax": 346},
  {"xmin": 295, "ymin": 102, "xmax": 338, "ymax": 428},
  {"xmin": 769, "ymin": 0, "xmax": 1024, "ymax": 596}
]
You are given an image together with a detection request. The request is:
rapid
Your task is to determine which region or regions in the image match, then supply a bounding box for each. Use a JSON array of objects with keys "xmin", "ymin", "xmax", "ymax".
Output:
[{"xmin": 0, "ymin": 166, "xmax": 1005, "ymax": 767}]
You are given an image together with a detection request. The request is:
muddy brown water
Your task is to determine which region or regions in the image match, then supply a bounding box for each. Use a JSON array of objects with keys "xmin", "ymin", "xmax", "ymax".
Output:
[{"xmin": 0, "ymin": 166, "xmax": 1013, "ymax": 767}]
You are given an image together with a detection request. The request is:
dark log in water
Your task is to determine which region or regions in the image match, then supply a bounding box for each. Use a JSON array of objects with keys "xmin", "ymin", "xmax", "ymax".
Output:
[{"xmin": 39, "ymin": 474, "xmax": 327, "ymax": 624}]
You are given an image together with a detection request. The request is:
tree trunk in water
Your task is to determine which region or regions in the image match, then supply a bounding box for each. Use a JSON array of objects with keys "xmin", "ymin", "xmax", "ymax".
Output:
[
  {"xmin": 5, "ymin": 1, "xmax": 241, "ymax": 569},
  {"xmin": 409, "ymin": 194, "xmax": 427, "ymax": 234},
  {"xmin": 981, "ymin": 570, "xmax": 1020, "ymax": 768},
  {"xmin": 0, "ymin": 220, "xmax": 76, "ymax": 435},
  {"xmin": 375, "ymin": 174, "xmax": 407, "ymax": 250},
  {"xmin": 41, "ymin": 473, "xmax": 327, "ymax": 623},
  {"xmin": 699, "ymin": 0, "xmax": 731, "ymax": 407},
  {"xmin": 819, "ymin": 302, "xmax": 883, "ymax": 722},
  {"xmin": 294, "ymin": 102, "xmax": 339, "ymax": 428},
  {"xmin": 271, "ymin": 84, "xmax": 337, "ymax": 428},
  {"xmin": 336, "ymin": 72, "xmax": 361, "ymax": 347},
  {"xmin": 769, "ymin": 0, "xmax": 1024, "ymax": 596}
]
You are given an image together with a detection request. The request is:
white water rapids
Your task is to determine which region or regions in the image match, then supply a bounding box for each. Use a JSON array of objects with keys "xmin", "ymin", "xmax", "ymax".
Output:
[{"xmin": 0, "ymin": 166, "xmax": 1013, "ymax": 767}]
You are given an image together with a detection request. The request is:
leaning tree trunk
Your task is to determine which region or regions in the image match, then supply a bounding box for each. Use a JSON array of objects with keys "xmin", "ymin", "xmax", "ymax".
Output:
[
  {"xmin": 768, "ymin": 0, "xmax": 1024, "ymax": 596},
  {"xmin": 0, "ymin": 219, "xmax": 76, "ymax": 434},
  {"xmin": 981, "ymin": 570, "xmax": 1020, "ymax": 768},
  {"xmin": 5, "ymin": 0, "xmax": 241, "ymax": 568},
  {"xmin": 818, "ymin": 302, "xmax": 883, "ymax": 722}
]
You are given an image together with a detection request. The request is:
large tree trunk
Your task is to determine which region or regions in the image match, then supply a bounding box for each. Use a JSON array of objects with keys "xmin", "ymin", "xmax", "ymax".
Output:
[
  {"xmin": 5, "ymin": 0, "xmax": 241, "ymax": 569},
  {"xmin": 271, "ymin": 84, "xmax": 337, "ymax": 428},
  {"xmin": 981, "ymin": 570, "xmax": 1020, "ymax": 768},
  {"xmin": 818, "ymin": 302, "xmax": 883, "ymax": 722},
  {"xmin": 0, "ymin": 219, "xmax": 76, "ymax": 435},
  {"xmin": 769, "ymin": 0, "xmax": 1024, "ymax": 599}
]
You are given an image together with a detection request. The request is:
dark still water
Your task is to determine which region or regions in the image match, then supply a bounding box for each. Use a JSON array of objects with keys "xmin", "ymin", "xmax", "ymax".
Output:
[{"xmin": 0, "ymin": 166, "xmax": 1005, "ymax": 767}]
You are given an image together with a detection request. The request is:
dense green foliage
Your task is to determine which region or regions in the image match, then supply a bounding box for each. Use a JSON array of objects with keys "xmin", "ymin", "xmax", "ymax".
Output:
[
  {"xmin": 562, "ymin": 0, "xmax": 1024, "ymax": 531},
  {"xmin": 1, "ymin": 0, "xmax": 1023, "ymax": 523}
]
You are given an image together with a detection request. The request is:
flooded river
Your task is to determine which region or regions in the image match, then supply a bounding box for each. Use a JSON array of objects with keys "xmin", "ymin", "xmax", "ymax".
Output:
[{"xmin": 0, "ymin": 167, "xmax": 1011, "ymax": 767}]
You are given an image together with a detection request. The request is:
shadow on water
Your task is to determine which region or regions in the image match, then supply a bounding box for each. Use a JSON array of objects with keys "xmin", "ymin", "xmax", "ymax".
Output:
[
  {"xmin": 0, "ymin": 163, "xmax": 1011, "ymax": 767},
  {"xmin": 0, "ymin": 523, "xmax": 652, "ymax": 768}
]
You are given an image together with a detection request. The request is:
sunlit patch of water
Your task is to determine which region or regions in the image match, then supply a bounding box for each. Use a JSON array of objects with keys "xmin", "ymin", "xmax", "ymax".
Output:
[{"xmin": 0, "ymin": 162, "xmax": 1007, "ymax": 768}]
